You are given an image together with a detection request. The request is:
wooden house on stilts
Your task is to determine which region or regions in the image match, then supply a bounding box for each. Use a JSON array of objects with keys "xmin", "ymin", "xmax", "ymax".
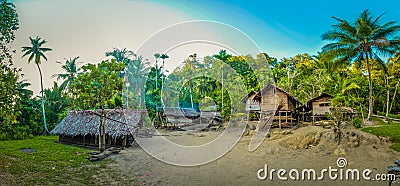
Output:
[{"xmin": 243, "ymin": 84, "xmax": 301, "ymax": 128}]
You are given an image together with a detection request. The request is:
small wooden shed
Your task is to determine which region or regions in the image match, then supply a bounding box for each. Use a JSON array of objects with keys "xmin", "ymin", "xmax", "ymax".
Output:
[
  {"xmin": 51, "ymin": 109, "xmax": 147, "ymax": 147},
  {"xmin": 309, "ymin": 93, "xmax": 333, "ymax": 116},
  {"xmin": 242, "ymin": 91, "xmax": 260, "ymax": 112},
  {"xmin": 297, "ymin": 93, "xmax": 333, "ymax": 122}
]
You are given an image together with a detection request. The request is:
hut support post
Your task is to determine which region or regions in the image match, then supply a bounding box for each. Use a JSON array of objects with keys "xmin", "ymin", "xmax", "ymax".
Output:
[
  {"xmin": 290, "ymin": 111, "xmax": 293, "ymax": 125},
  {"xmin": 312, "ymin": 114, "xmax": 315, "ymax": 125},
  {"xmin": 279, "ymin": 111, "xmax": 281, "ymax": 129},
  {"xmin": 123, "ymin": 135, "xmax": 127, "ymax": 147},
  {"xmin": 286, "ymin": 111, "xmax": 288, "ymax": 123}
]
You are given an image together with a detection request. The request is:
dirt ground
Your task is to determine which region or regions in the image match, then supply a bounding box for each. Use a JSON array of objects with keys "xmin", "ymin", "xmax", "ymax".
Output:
[{"xmin": 99, "ymin": 124, "xmax": 399, "ymax": 186}]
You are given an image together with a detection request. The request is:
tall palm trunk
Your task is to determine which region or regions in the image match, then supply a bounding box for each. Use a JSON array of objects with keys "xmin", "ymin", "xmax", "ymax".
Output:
[
  {"xmin": 161, "ymin": 60, "xmax": 165, "ymax": 100},
  {"xmin": 365, "ymin": 52, "xmax": 373, "ymax": 120},
  {"xmin": 389, "ymin": 80, "xmax": 399, "ymax": 113},
  {"xmin": 37, "ymin": 63, "xmax": 49, "ymax": 134},
  {"xmin": 221, "ymin": 66, "xmax": 224, "ymax": 114},
  {"xmin": 162, "ymin": 60, "xmax": 165, "ymax": 89},
  {"xmin": 386, "ymin": 76, "xmax": 390, "ymax": 119},
  {"xmin": 155, "ymin": 60, "xmax": 158, "ymax": 90},
  {"xmin": 189, "ymin": 79, "xmax": 194, "ymax": 109}
]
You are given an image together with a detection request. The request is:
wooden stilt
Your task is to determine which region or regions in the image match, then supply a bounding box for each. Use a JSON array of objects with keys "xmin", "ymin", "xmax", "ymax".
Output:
[
  {"xmin": 312, "ymin": 115, "xmax": 315, "ymax": 125},
  {"xmin": 291, "ymin": 111, "xmax": 293, "ymax": 125},
  {"xmin": 279, "ymin": 111, "xmax": 281, "ymax": 129},
  {"xmin": 286, "ymin": 111, "xmax": 288, "ymax": 123},
  {"xmin": 123, "ymin": 135, "xmax": 127, "ymax": 147}
]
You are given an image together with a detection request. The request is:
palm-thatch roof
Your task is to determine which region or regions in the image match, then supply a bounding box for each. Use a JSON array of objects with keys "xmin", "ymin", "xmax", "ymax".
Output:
[
  {"xmin": 162, "ymin": 107, "xmax": 199, "ymax": 118},
  {"xmin": 51, "ymin": 109, "xmax": 146, "ymax": 138}
]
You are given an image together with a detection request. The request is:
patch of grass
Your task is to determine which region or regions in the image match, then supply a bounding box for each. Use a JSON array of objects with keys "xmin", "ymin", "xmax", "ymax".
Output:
[
  {"xmin": 362, "ymin": 124, "xmax": 400, "ymax": 152},
  {"xmin": 0, "ymin": 136, "xmax": 110, "ymax": 185},
  {"xmin": 389, "ymin": 143, "xmax": 400, "ymax": 152}
]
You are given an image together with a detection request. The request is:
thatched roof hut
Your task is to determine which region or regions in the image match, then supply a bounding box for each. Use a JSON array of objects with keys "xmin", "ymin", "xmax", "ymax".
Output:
[
  {"xmin": 158, "ymin": 107, "xmax": 222, "ymax": 129},
  {"xmin": 51, "ymin": 109, "xmax": 147, "ymax": 147}
]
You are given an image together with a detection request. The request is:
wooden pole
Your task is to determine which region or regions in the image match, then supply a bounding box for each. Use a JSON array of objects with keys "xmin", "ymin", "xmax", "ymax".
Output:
[
  {"xmin": 290, "ymin": 111, "xmax": 293, "ymax": 125},
  {"xmin": 123, "ymin": 135, "xmax": 127, "ymax": 147},
  {"xmin": 286, "ymin": 110, "xmax": 288, "ymax": 123},
  {"xmin": 279, "ymin": 111, "xmax": 281, "ymax": 129}
]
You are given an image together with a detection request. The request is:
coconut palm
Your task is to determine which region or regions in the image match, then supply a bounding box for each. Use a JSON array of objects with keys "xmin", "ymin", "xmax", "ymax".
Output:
[
  {"xmin": 126, "ymin": 56, "xmax": 150, "ymax": 108},
  {"xmin": 52, "ymin": 56, "xmax": 82, "ymax": 92},
  {"xmin": 195, "ymin": 76, "xmax": 214, "ymax": 97},
  {"xmin": 213, "ymin": 50, "xmax": 231, "ymax": 62},
  {"xmin": 154, "ymin": 53, "xmax": 161, "ymax": 89},
  {"xmin": 160, "ymin": 53, "xmax": 169, "ymax": 88},
  {"xmin": 213, "ymin": 50, "xmax": 232, "ymax": 113},
  {"xmin": 21, "ymin": 36, "xmax": 52, "ymax": 134},
  {"xmin": 105, "ymin": 48, "xmax": 134, "ymax": 64},
  {"xmin": 16, "ymin": 80, "xmax": 33, "ymax": 98},
  {"xmin": 160, "ymin": 54, "xmax": 169, "ymax": 70},
  {"xmin": 321, "ymin": 10, "xmax": 400, "ymax": 120}
]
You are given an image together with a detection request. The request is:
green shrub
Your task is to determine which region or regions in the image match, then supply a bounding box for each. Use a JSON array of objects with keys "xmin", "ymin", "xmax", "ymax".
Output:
[
  {"xmin": 352, "ymin": 117, "xmax": 362, "ymax": 128},
  {"xmin": 326, "ymin": 113, "xmax": 334, "ymax": 120}
]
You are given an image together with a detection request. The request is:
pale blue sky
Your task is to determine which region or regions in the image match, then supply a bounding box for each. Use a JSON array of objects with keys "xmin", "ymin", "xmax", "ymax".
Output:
[{"xmin": 10, "ymin": 0, "xmax": 400, "ymax": 94}]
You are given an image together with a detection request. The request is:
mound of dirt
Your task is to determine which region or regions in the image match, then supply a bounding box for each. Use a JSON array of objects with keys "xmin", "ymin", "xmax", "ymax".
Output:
[{"xmin": 280, "ymin": 125, "xmax": 389, "ymax": 153}]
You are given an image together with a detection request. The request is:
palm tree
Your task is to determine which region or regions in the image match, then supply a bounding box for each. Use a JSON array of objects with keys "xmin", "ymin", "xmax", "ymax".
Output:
[
  {"xmin": 154, "ymin": 53, "xmax": 161, "ymax": 90},
  {"xmin": 387, "ymin": 53, "xmax": 400, "ymax": 115},
  {"xmin": 185, "ymin": 54, "xmax": 199, "ymax": 109},
  {"xmin": 213, "ymin": 50, "xmax": 232, "ymax": 114},
  {"xmin": 105, "ymin": 48, "xmax": 134, "ymax": 64},
  {"xmin": 126, "ymin": 56, "xmax": 150, "ymax": 108},
  {"xmin": 160, "ymin": 53, "xmax": 169, "ymax": 89},
  {"xmin": 321, "ymin": 10, "xmax": 400, "ymax": 120},
  {"xmin": 52, "ymin": 56, "xmax": 82, "ymax": 92},
  {"xmin": 22, "ymin": 36, "xmax": 52, "ymax": 134},
  {"xmin": 16, "ymin": 80, "xmax": 33, "ymax": 98},
  {"xmin": 195, "ymin": 76, "xmax": 214, "ymax": 97}
]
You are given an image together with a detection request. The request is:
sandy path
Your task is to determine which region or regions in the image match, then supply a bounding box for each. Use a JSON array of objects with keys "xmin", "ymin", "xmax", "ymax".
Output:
[{"xmin": 105, "ymin": 126, "xmax": 400, "ymax": 186}]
